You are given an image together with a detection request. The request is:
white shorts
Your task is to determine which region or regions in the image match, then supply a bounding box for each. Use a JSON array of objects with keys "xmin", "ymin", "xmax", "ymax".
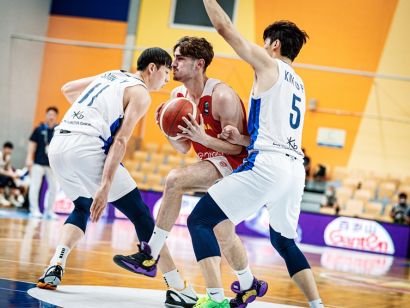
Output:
[
  {"xmin": 48, "ymin": 134, "xmax": 136, "ymax": 202},
  {"xmin": 208, "ymin": 151, "xmax": 305, "ymax": 239},
  {"xmin": 205, "ymin": 156, "xmax": 233, "ymax": 178}
]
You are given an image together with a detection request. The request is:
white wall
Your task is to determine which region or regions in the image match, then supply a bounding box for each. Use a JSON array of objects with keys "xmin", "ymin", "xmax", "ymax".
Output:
[{"xmin": 0, "ymin": 0, "xmax": 51, "ymax": 166}]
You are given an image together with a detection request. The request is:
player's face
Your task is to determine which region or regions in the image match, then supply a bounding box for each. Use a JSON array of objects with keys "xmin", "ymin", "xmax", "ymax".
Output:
[
  {"xmin": 151, "ymin": 65, "xmax": 170, "ymax": 90},
  {"xmin": 172, "ymin": 47, "xmax": 197, "ymax": 82}
]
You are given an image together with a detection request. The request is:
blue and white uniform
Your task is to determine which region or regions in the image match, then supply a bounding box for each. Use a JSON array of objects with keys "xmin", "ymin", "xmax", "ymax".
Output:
[
  {"xmin": 208, "ymin": 60, "xmax": 306, "ymax": 238},
  {"xmin": 48, "ymin": 70, "xmax": 144, "ymax": 202}
]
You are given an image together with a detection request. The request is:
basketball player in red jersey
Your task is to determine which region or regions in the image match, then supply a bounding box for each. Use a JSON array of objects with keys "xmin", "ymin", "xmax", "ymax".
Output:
[{"xmin": 114, "ymin": 36, "xmax": 248, "ymax": 307}]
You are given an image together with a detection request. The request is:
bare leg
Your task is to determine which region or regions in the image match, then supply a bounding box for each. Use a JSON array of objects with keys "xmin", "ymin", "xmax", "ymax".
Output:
[
  {"xmin": 292, "ymin": 269, "xmax": 320, "ymax": 301},
  {"xmin": 214, "ymin": 220, "xmax": 248, "ymax": 271},
  {"xmin": 156, "ymin": 161, "xmax": 221, "ymax": 232},
  {"xmin": 198, "ymin": 256, "xmax": 223, "ymax": 288},
  {"xmin": 154, "ymin": 161, "xmax": 222, "ymax": 274},
  {"xmin": 198, "ymin": 221, "xmax": 249, "ymax": 289},
  {"xmin": 58, "ymin": 223, "xmax": 84, "ymax": 249}
]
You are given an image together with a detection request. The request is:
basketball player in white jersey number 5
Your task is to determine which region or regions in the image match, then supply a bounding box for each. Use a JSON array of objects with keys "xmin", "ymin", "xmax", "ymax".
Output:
[{"xmin": 183, "ymin": 1, "xmax": 325, "ymax": 308}]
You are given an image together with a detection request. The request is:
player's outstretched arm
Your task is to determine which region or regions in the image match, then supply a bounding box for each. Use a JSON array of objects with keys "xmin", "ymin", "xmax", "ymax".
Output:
[
  {"xmin": 203, "ymin": 0, "xmax": 274, "ymax": 73},
  {"xmin": 90, "ymin": 85, "xmax": 151, "ymax": 222},
  {"xmin": 61, "ymin": 75, "xmax": 97, "ymax": 104}
]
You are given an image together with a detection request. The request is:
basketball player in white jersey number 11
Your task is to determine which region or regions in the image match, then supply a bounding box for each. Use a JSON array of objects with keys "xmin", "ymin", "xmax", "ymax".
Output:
[
  {"xmin": 36, "ymin": 48, "xmax": 199, "ymax": 307},
  {"xmin": 182, "ymin": 1, "xmax": 325, "ymax": 308}
]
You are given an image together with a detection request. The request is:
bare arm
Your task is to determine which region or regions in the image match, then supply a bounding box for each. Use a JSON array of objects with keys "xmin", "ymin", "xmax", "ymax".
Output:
[
  {"xmin": 218, "ymin": 125, "xmax": 250, "ymax": 147},
  {"xmin": 25, "ymin": 141, "xmax": 37, "ymax": 171},
  {"xmin": 177, "ymin": 85, "xmax": 245, "ymax": 155},
  {"xmin": 90, "ymin": 85, "xmax": 151, "ymax": 222},
  {"xmin": 61, "ymin": 76, "xmax": 97, "ymax": 104},
  {"xmin": 203, "ymin": 0, "xmax": 275, "ymax": 75}
]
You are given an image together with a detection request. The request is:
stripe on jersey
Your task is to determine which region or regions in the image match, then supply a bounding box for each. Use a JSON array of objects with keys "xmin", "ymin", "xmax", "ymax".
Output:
[
  {"xmin": 247, "ymin": 98, "xmax": 261, "ymax": 151},
  {"xmin": 233, "ymin": 151, "xmax": 258, "ymax": 173},
  {"xmin": 99, "ymin": 117, "xmax": 123, "ymax": 154}
]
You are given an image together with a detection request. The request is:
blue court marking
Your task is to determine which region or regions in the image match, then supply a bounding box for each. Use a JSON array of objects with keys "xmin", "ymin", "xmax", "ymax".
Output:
[{"xmin": 0, "ymin": 278, "xmax": 59, "ymax": 307}]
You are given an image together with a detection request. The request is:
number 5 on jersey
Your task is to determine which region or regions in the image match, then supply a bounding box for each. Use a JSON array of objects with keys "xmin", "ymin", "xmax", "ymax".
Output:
[{"xmin": 289, "ymin": 94, "xmax": 301, "ymax": 129}]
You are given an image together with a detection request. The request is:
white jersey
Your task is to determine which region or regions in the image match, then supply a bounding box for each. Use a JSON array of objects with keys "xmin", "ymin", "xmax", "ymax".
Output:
[
  {"xmin": 57, "ymin": 70, "xmax": 146, "ymax": 153},
  {"xmin": 248, "ymin": 59, "xmax": 305, "ymax": 160}
]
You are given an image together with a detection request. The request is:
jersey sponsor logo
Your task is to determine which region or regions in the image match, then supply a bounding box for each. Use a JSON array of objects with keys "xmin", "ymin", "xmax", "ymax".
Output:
[
  {"xmin": 72, "ymin": 111, "xmax": 84, "ymax": 120},
  {"xmin": 62, "ymin": 119, "xmax": 92, "ymax": 127},
  {"xmin": 197, "ymin": 151, "xmax": 224, "ymax": 159}
]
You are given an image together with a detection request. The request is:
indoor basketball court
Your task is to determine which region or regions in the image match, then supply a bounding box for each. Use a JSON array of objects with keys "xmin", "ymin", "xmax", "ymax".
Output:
[{"xmin": 1, "ymin": 0, "xmax": 409, "ymax": 307}]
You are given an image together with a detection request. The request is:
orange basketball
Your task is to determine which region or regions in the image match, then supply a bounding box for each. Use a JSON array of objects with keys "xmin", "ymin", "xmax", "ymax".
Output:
[{"xmin": 158, "ymin": 97, "xmax": 200, "ymax": 140}]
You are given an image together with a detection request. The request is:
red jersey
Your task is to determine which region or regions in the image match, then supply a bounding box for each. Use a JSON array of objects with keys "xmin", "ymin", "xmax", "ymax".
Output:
[{"xmin": 175, "ymin": 78, "xmax": 248, "ymax": 169}]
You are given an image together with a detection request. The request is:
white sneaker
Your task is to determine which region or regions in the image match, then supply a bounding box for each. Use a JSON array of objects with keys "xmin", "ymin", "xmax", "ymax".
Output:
[
  {"xmin": 165, "ymin": 281, "xmax": 198, "ymax": 307},
  {"xmin": 0, "ymin": 194, "xmax": 11, "ymax": 207},
  {"xmin": 30, "ymin": 211, "xmax": 43, "ymax": 219},
  {"xmin": 10, "ymin": 195, "xmax": 24, "ymax": 208}
]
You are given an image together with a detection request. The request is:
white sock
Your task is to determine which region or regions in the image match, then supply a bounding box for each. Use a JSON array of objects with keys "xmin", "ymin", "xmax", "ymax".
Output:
[
  {"xmin": 309, "ymin": 298, "xmax": 324, "ymax": 308},
  {"xmin": 235, "ymin": 265, "xmax": 254, "ymax": 291},
  {"xmin": 163, "ymin": 269, "xmax": 185, "ymax": 290},
  {"xmin": 206, "ymin": 288, "xmax": 225, "ymax": 303},
  {"xmin": 148, "ymin": 226, "xmax": 169, "ymax": 259},
  {"xmin": 50, "ymin": 245, "xmax": 70, "ymax": 268}
]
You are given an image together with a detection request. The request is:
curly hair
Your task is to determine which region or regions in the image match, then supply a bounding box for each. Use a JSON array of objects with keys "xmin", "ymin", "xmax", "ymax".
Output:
[{"xmin": 173, "ymin": 36, "xmax": 214, "ymax": 72}]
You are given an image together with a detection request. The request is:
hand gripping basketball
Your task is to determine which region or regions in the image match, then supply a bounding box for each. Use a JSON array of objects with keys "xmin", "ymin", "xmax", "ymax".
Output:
[{"xmin": 158, "ymin": 97, "xmax": 200, "ymax": 140}]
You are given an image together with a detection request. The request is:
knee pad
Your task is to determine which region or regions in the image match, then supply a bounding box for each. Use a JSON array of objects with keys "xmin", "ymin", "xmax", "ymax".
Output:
[
  {"xmin": 269, "ymin": 227, "xmax": 310, "ymax": 277},
  {"xmin": 187, "ymin": 193, "xmax": 228, "ymax": 261},
  {"xmin": 65, "ymin": 197, "xmax": 92, "ymax": 233},
  {"xmin": 112, "ymin": 188, "xmax": 155, "ymax": 242}
]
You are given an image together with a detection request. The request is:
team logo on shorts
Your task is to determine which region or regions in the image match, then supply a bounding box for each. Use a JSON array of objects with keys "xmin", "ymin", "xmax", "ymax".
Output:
[{"xmin": 219, "ymin": 161, "xmax": 228, "ymax": 168}]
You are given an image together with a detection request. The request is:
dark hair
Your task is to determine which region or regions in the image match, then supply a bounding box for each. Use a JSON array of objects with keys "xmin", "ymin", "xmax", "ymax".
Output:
[
  {"xmin": 46, "ymin": 106, "xmax": 59, "ymax": 114},
  {"xmin": 399, "ymin": 192, "xmax": 407, "ymax": 199},
  {"xmin": 3, "ymin": 141, "xmax": 13, "ymax": 149},
  {"xmin": 137, "ymin": 47, "xmax": 172, "ymax": 71},
  {"xmin": 263, "ymin": 20, "xmax": 308, "ymax": 61},
  {"xmin": 173, "ymin": 36, "xmax": 214, "ymax": 72}
]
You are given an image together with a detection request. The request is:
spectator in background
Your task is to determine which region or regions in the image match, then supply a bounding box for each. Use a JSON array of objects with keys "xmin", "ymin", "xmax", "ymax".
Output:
[
  {"xmin": 320, "ymin": 185, "xmax": 340, "ymax": 215},
  {"xmin": 390, "ymin": 192, "xmax": 408, "ymax": 224},
  {"xmin": 321, "ymin": 185, "xmax": 337, "ymax": 207},
  {"xmin": 313, "ymin": 164, "xmax": 327, "ymax": 182},
  {"xmin": 26, "ymin": 107, "xmax": 59, "ymax": 219},
  {"xmin": 405, "ymin": 205, "xmax": 410, "ymax": 225},
  {"xmin": 302, "ymin": 148, "xmax": 311, "ymax": 177},
  {"xmin": 0, "ymin": 142, "xmax": 25, "ymax": 207}
]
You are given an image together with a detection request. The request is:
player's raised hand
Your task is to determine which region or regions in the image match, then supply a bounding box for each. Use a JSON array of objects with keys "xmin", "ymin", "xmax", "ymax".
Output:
[{"xmin": 90, "ymin": 187, "xmax": 109, "ymax": 222}]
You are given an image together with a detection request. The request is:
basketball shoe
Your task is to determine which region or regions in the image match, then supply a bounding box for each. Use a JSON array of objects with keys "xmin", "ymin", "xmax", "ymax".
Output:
[
  {"xmin": 113, "ymin": 241, "xmax": 158, "ymax": 277},
  {"xmin": 164, "ymin": 281, "xmax": 198, "ymax": 307},
  {"xmin": 229, "ymin": 277, "xmax": 268, "ymax": 307},
  {"xmin": 193, "ymin": 296, "xmax": 229, "ymax": 308},
  {"xmin": 37, "ymin": 264, "xmax": 64, "ymax": 290}
]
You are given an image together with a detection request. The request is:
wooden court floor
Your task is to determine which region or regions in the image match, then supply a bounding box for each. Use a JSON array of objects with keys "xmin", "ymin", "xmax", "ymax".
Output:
[{"xmin": 0, "ymin": 215, "xmax": 409, "ymax": 307}]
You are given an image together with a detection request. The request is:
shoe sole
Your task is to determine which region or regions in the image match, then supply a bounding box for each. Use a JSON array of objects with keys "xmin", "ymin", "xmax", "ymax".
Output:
[
  {"xmin": 37, "ymin": 281, "xmax": 57, "ymax": 290},
  {"xmin": 113, "ymin": 257, "xmax": 157, "ymax": 277},
  {"xmin": 165, "ymin": 304, "xmax": 195, "ymax": 308}
]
